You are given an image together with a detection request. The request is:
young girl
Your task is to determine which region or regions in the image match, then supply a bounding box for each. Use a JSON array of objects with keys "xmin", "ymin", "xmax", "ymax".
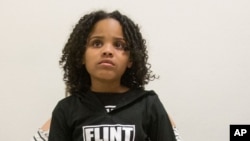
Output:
[{"xmin": 47, "ymin": 10, "xmax": 178, "ymax": 141}]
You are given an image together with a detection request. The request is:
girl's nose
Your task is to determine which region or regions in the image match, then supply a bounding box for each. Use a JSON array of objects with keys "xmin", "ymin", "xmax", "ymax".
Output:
[
  {"xmin": 102, "ymin": 44, "xmax": 113, "ymax": 57},
  {"xmin": 102, "ymin": 51, "xmax": 113, "ymax": 57}
]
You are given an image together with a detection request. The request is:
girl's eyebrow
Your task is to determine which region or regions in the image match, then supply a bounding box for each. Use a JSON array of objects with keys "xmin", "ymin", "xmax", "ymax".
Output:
[
  {"xmin": 113, "ymin": 37, "xmax": 125, "ymax": 41},
  {"xmin": 88, "ymin": 35, "xmax": 125, "ymax": 41},
  {"xmin": 88, "ymin": 35, "xmax": 104, "ymax": 40}
]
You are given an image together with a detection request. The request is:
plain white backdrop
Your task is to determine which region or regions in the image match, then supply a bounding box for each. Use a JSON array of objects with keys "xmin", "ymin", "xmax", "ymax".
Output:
[{"xmin": 0, "ymin": 0, "xmax": 250, "ymax": 141}]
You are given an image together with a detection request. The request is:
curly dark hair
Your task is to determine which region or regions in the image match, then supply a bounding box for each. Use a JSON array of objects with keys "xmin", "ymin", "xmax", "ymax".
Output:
[{"xmin": 59, "ymin": 10, "xmax": 157, "ymax": 95}]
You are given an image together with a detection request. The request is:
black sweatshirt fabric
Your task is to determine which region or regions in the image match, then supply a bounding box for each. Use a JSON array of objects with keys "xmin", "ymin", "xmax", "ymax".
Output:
[{"xmin": 48, "ymin": 89, "xmax": 176, "ymax": 141}]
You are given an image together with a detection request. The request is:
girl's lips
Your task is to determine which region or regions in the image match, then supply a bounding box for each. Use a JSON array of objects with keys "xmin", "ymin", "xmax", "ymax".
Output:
[{"xmin": 98, "ymin": 60, "xmax": 115, "ymax": 66}]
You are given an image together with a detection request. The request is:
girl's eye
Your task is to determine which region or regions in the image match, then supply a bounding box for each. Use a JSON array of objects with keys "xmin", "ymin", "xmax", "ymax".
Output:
[
  {"xmin": 92, "ymin": 40, "xmax": 103, "ymax": 48},
  {"xmin": 114, "ymin": 41, "xmax": 126, "ymax": 50}
]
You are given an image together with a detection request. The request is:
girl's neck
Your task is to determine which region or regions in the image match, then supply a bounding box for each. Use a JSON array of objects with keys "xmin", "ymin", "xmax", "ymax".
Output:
[{"xmin": 90, "ymin": 80, "xmax": 129, "ymax": 93}]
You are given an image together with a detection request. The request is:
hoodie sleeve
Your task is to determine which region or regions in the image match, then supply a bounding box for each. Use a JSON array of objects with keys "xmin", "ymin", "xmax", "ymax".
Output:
[
  {"xmin": 147, "ymin": 94, "xmax": 177, "ymax": 141},
  {"xmin": 48, "ymin": 101, "xmax": 72, "ymax": 141}
]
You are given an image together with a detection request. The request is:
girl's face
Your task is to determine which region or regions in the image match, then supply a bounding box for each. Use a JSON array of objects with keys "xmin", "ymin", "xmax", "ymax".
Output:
[{"xmin": 83, "ymin": 18, "xmax": 132, "ymax": 85}]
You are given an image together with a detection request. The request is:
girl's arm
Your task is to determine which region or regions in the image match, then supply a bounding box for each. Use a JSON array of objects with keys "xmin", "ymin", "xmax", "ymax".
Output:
[
  {"xmin": 31, "ymin": 119, "xmax": 51, "ymax": 141},
  {"xmin": 147, "ymin": 95, "xmax": 177, "ymax": 141}
]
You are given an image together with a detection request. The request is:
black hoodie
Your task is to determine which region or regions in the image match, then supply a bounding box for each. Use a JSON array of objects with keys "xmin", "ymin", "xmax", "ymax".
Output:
[{"xmin": 48, "ymin": 89, "xmax": 176, "ymax": 141}]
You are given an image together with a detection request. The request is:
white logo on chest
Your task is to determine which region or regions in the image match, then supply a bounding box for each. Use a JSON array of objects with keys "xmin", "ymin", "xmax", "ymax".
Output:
[{"xmin": 82, "ymin": 124, "xmax": 135, "ymax": 141}]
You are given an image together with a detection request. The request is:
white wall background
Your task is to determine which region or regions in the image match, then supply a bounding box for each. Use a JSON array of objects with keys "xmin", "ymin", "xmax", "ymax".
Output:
[{"xmin": 1, "ymin": 0, "xmax": 250, "ymax": 141}]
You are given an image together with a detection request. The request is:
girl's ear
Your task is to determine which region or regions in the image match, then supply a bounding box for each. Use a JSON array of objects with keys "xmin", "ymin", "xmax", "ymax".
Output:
[{"xmin": 127, "ymin": 61, "xmax": 133, "ymax": 68}]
